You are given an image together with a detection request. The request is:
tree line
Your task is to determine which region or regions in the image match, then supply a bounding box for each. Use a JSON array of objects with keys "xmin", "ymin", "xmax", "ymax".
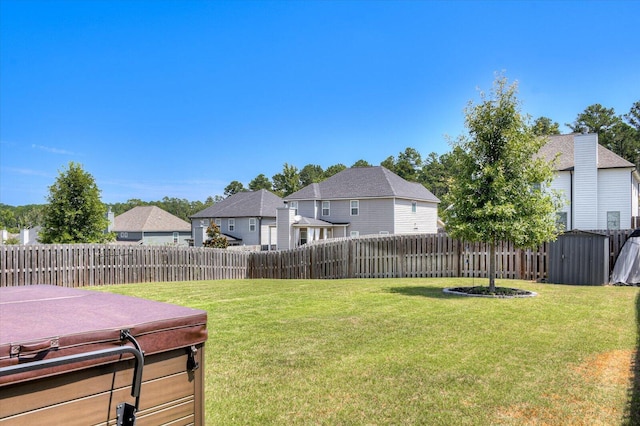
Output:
[{"xmin": 1, "ymin": 100, "xmax": 638, "ymax": 233}]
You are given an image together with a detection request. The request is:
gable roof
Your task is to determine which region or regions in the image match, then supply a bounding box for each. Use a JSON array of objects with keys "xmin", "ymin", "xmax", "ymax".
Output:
[
  {"xmin": 538, "ymin": 134, "xmax": 635, "ymax": 171},
  {"xmin": 190, "ymin": 189, "xmax": 283, "ymax": 219},
  {"xmin": 285, "ymin": 166, "xmax": 440, "ymax": 202},
  {"xmin": 113, "ymin": 206, "xmax": 191, "ymax": 232}
]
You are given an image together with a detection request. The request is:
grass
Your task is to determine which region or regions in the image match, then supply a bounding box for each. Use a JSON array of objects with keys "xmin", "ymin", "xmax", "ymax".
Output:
[{"xmin": 94, "ymin": 278, "xmax": 640, "ymax": 425}]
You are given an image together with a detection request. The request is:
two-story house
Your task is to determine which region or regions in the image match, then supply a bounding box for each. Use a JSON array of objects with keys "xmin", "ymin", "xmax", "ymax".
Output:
[
  {"xmin": 538, "ymin": 133, "xmax": 639, "ymax": 230},
  {"xmin": 190, "ymin": 189, "xmax": 282, "ymax": 249},
  {"xmin": 277, "ymin": 166, "xmax": 440, "ymax": 250}
]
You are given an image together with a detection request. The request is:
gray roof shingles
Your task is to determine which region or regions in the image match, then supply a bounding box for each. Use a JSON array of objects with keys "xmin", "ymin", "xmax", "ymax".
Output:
[
  {"xmin": 191, "ymin": 189, "xmax": 283, "ymax": 219},
  {"xmin": 286, "ymin": 166, "xmax": 440, "ymax": 202},
  {"xmin": 538, "ymin": 134, "xmax": 634, "ymax": 171},
  {"xmin": 113, "ymin": 206, "xmax": 191, "ymax": 232}
]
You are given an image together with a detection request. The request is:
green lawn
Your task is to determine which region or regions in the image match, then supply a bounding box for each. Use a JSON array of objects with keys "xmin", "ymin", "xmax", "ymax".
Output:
[{"xmin": 95, "ymin": 278, "xmax": 640, "ymax": 425}]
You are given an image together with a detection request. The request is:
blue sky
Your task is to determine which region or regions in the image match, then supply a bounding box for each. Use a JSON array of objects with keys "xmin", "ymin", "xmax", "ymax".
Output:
[{"xmin": 1, "ymin": 0, "xmax": 639, "ymax": 206}]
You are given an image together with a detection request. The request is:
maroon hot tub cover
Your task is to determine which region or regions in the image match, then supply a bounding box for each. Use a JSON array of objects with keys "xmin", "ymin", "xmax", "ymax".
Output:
[{"xmin": 0, "ymin": 285, "xmax": 208, "ymax": 385}]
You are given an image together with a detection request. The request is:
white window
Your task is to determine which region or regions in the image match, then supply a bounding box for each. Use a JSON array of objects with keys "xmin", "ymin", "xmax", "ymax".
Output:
[
  {"xmin": 173, "ymin": 232, "xmax": 179, "ymax": 243},
  {"xmin": 300, "ymin": 229, "xmax": 308, "ymax": 245},
  {"xmin": 249, "ymin": 218, "xmax": 256, "ymax": 232},
  {"xmin": 350, "ymin": 200, "xmax": 359, "ymax": 216},
  {"xmin": 322, "ymin": 201, "xmax": 330, "ymax": 216},
  {"xmin": 228, "ymin": 218, "xmax": 235, "ymax": 232},
  {"xmin": 290, "ymin": 201, "xmax": 298, "ymax": 215},
  {"xmin": 350, "ymin": 231, "xmax": 359, "ymax": 238},
  {"xmin": 214, "ymin": 218, "xmax": 221, "ymax": 228},
  {"xmin": 607, "ymin": 211, "xmax": 620, "ymax": 230},
  {"xmin": 411, "ymin": 201, "xmax": 417, "ymax": 213}
]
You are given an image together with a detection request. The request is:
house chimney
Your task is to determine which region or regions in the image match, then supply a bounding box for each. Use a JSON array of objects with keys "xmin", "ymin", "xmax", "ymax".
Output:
[
  {"xmin": 106, "ymin": 206, "xmax": 115, "ymax": 232},
  {"xmin": 573, "ymin": 133, "xmax": 598, "ymax": 229}
]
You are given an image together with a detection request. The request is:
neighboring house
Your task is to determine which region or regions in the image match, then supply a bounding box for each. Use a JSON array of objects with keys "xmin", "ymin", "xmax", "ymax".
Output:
[
  {"xmin": 538, "ymin": 133, "xmax": 639, "ymax": 231},
  {"xmin": 111, "ymin": 206, "xmax": 192, "ymax": 246},
  {"xmin": 0, "ymin": 227, "xmax": 40, "ymax": 244},
  {"xmin": 190, "ymin": 189, "xmax": 282, "ymax": 249},
  {"xmin": 277, "ymin": 166, "xmax": 440, "ymax": 250},
  {"xmin": 20, "ymin": 227, "xmax": 41, "ymax": 244}
]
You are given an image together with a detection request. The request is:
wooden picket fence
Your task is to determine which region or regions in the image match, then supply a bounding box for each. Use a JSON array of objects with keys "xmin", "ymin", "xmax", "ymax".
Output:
[{"xmin": 0, "ymin": 230, "xmax": 633, "ymax": 287}]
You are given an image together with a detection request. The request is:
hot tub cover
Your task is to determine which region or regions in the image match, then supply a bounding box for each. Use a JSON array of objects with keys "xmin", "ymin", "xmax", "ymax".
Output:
[{"xmin": 0, "ymin": 285, "xmax": 207, "ymax": 385}]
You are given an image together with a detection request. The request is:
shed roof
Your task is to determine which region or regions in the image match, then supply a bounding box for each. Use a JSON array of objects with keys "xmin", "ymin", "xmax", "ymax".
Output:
[
  {"xmin": 113, "ymin": 206, "xmax": 191, "ymax": 232},
  {"xmin": 285, "ymin": 166, "xmax": 440, "ymax": 202},
  {"xmin": 191, "ymin": 189, "xmax": 282, "ymax": 219}
]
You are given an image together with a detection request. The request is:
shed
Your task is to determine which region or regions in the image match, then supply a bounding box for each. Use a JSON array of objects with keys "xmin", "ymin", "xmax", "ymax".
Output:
[
  {"xmin": 548, "ymin": 230, "xmax": 610, "ymax": 285},
  {"xmin": 0, "ymin": 285, "xmax": 208, "ymax": 425}
]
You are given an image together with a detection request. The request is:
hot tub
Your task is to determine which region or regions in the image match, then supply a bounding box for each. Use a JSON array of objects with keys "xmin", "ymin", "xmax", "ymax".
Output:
[{"xmin": 0, "ymin": 285, "xmax": 208, "ymax": 425}]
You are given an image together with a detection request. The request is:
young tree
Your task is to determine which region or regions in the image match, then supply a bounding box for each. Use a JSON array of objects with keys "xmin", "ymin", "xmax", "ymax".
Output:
[
  {"xmin": 40, "ymin": 162, "xmax": 114, "ymax": 243},
  {"xmin": 442, "ymin": 76, "xmax": 561, "ymax": 292},
  {"xmin": 202, "ymin": 222, "xmax": 228, "ymax": 248}
]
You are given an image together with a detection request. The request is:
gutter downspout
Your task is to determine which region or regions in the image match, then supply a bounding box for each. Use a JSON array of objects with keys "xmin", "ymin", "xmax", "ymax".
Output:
[{"xmin": 570, "ymin": 170, "xmax": 574, "ymax": 231}]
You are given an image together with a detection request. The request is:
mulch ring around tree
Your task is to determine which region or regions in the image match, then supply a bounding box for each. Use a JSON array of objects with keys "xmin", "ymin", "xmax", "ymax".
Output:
[{"xmin": 444, "ymin": 286, "xmax": 537, "ymax": 298}]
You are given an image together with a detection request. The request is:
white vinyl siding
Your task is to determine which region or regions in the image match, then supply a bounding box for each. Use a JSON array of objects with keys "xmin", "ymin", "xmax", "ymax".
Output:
[
  {"xmin": 573, "ymin": 134, "xmax": 598, "ymax": 229},
  {"xmin": 549, "ymin": 171, "xmax": 572, "ymax": 230},
  {"xmin": 394, "ymin": 199, "xmax": 438, "ymax": 234},
  {"xmin": 597, "ymin": 169, "xmax": 632, "ymax": 230}
]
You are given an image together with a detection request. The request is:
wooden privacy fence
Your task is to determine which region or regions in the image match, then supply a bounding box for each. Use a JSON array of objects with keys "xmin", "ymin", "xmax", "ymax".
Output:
[
  {"xmin": 0, "ymin": 245, "xmax": 249, "ymax": 287},
  {"xmin": 0, "ymin": 230, "xmax": 632, "ymax": 287},
  {"xmin": 248, "ymin": 234, "xmax": 549, "ymax": 281}
]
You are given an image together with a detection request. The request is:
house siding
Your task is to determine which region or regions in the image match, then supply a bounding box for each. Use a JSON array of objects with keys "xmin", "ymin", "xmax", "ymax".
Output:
[
  {"xmin": 142, "ymin": 231, "xmax": 191, "ymax": 246},
  {"xmin": 573, "ymin": 134, "xmax": 599, "ymax": 229},
  {"xmin": 394, "ymin": 199, "xmax": 439, "ymax": 234},
  {"xmin": 598, "ymin": 169, "xmax": 632, "ymax": 229},
  {"xmin": 550, "ymin": 171, "xmax": 572, "ymax": 230},
  {"xmin": 190, "ymin": 216, "xmax": 275, "ymax": 248},
  {"xmin": 277, "ymin": 208, "xmax": 295, "ymax": 250},
  {"xmin": 345, "ymin": 198, "xmax": 395, "ymax": 235}
]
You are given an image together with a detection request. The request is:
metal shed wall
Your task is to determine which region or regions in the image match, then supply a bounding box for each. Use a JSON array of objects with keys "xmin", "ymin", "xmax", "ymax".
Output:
[{"xmin": 548, "ymin": 231, "xmax": 610, "ymax": 285}]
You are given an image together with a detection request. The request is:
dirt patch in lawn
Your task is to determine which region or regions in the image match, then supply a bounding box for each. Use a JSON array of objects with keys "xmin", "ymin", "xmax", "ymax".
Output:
[{"xmin": 494, "ymin": 349, "xmax": 636, "ymax": 425}]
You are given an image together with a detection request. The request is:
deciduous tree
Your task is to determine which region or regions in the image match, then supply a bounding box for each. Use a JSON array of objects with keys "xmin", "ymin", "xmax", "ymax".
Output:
[
  {"xmin": 442, "ymin": 76, "xmax": 561, "ymax": 292},
  {"xmin": 40, "ymin": 162, "xmax": 114, "ymax": 243}
]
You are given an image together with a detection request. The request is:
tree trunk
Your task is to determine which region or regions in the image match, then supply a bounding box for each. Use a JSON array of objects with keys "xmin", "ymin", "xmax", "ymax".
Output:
[{"xmin": 489, "ymin": 242, "xmax": 496, "ymax": 293}]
